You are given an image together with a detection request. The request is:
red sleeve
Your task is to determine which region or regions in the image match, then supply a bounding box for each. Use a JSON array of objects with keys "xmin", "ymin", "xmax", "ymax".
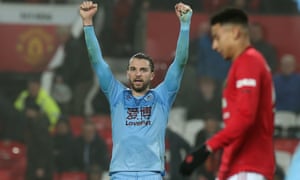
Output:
[{"xmin": 207, "ymin": 57, "xmax": 261, "ymax": 151}]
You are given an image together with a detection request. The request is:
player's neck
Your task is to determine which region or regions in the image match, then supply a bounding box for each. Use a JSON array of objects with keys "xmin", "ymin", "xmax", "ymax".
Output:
[
  {"xmin": 232, "ymin": 40, "xmax": 251, "ymax": 61},
  {"xmin": 131, "ymin": 88, "xmax": 150, "ymax": 97}
]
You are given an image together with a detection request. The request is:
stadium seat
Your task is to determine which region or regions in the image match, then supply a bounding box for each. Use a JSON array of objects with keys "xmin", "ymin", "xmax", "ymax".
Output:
[
  {"xmin": 168, "ymin": 107, "xmax": 187, "ymax": 137},
  {"xmin": 274, "ymin": 138, "xmax": 299, "ymax": 154},
  {"xmin": 183, "ymin": 119, "xmax": 205, "ymax": 146},
  {"xmin": 274, "ymin": 126, "xmax": 283, "ymax": 138},
  {"xmin": 286, "ymin": 126, "xmax": 300, "ymax": 139},
  {"xmin": 90, "ymin": 115, "xmax": 113, "ymax": 155},
  {"xmin": 0, "ymin": 140, "xmax": 27, "ymax": 180},
  {"xmin": 275, "ymin": 150, "xmax": 292, "ymax": 173},
  {"xmin": 274, "ymin": 111, "xmax": 297, "ymax": 129},
  {"xmin": 296, "ymin": 114, "xmax": 300, "ymax": 126},
  {"xmin": 102, "ymin": 171, "xmax": 110, "ymax": 180},
  {"xmin": 59, "ymin": 171, "xmax": 87, "ymax": 180},
  {"xmin": 0, "ymin": 169, "xmax": 12, "ymax": 180},
  {"xmin": 69, "ymin": 116, "xmax": 85, "ymax": 137},
  {"xmin": 90, "ymin": 115, "xmax": 111, "ymax": 131},
  {"xmin": 53, "ymin": 172, "xmax": 61, "ymax": 180}
]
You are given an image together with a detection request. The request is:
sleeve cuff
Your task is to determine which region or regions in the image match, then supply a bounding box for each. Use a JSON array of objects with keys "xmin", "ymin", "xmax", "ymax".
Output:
[
  {"xmin": 180, "ymin": 23, "xmax": 190, "ymax": 31},
  {"xmin": 83, "ymin": 25, "xmax": 94, "ymax": 31}
]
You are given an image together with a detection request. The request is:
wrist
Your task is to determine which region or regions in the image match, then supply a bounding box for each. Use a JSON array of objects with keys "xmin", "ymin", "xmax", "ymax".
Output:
[
  {"xmin": 82, "ymin": 19, "xmax": 93, "ymax": 26},
  {"xmin": 180, "ymin": 21, "xmax": 190, "ymax": 30}
]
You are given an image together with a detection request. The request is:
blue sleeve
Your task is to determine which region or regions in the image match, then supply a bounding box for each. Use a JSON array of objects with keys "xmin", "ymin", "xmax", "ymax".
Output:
[
  {"xmin": 162, "ymin": 11, "xmax": 192, "ymax": 95},
  {"xmin": 84, "ymin": 26, "xmax": 125, "ymax": 104},
  {"xmin": 286, "ymin": 143, "xmax": 300, "ymax": 180}
]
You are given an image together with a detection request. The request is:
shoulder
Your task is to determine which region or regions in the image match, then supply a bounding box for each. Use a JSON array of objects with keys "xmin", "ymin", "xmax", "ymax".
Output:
[
  {"xmin": 236, "ymin": 47, "xmax": 268, "ymax": 71},
  {"xmin": 242, "ymin": 47, "xmax": 264, "ymax": 63},
  {"xmin": 39, "ymin": 88, "xmax": 51, "ymax": 97},
  {"xmin": 18, "ymin": 90, "xmax": 29, "ymax": 98}
]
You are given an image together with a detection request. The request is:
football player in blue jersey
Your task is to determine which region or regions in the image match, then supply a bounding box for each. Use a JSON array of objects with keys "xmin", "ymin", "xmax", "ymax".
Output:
[{"xmin": 80, "ymin": 1, "xmax": 192, "ymax": 179}]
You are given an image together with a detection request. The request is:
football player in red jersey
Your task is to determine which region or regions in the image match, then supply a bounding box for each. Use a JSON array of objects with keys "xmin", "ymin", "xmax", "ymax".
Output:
[{"xmin": 180, "ymin": 8, "xmax": 275, "ymax": 180}]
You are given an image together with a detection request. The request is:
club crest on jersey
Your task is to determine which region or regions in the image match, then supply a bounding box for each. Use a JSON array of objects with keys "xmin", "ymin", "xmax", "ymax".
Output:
[{"xmin": 144, "ymin": 93, "xmax": 154, "ymax": 101}]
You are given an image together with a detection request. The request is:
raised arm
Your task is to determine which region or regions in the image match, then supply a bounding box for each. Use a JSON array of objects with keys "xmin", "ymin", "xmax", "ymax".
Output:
[
  {"xmin": 163, "ymin": 3, "xmax": 192, "ymax": 92},
  {"xmin": 80, "ymin": 1, "xmax": 115, "ymax": 92}
]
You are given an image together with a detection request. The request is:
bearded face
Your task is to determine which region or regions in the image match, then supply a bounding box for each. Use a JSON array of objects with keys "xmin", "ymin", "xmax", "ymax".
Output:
[{"xmin": 127, "ymin": 58, "xmax": 155, "ymax": 94}]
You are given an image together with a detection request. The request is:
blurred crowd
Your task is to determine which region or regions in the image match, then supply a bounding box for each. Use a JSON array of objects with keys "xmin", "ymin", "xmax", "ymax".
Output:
[
  {"xmin": 2, "ymin": 0, "xmax": 300, "ymax": 15},
  {"xmin": 0, "ymin": 0, "xmax": 300, "ymax": 180}
]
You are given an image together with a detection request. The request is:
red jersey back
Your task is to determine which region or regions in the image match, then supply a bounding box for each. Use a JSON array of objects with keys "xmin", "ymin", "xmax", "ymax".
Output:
[{"xmin": 206, "ymin": 46, "xmax": 275, "ymax": 180}]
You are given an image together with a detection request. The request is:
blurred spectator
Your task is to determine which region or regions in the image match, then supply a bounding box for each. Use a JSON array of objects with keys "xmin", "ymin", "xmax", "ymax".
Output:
[
  {"xmin": 2, "ymin": 0, "xmax": 49, "ymax": 2},
  {"xmin": 14, "ymin": 76, "xmax": 61, "ymax": 133},
  {"xmin": 111, "ymin": 0, "xmax": 135, "ymax": 56},
  {"xmin": 190, "ymin": 22, "xmax": 231, "ymax": 83},
  {"xmin": 231, "ymin": 0, "xmax": 250, "ymax": 10},
  {"xmin": 270, "ymin": 0, "xmax": 298, "ymax": 14},
  {"xmin": 73, "ymin": 121, "xmax": 109, "ymax": 173},
  {"xmin": 149, "ymin": 0, "xmax": 260, "ymax": 12},
  {"xmin": 149, "ymin": 0, "xmax": 175, "ymax": 10},
  {"xmin": 2, "ymin": 0, "xmax": 21, "ymax": 2},
  {"xmin": 230, "ymin": 0, "xmax": 271, "ymax": 13},
  {"xmin": 128, "ymin": 0, "xmax": 150, "ymax": 53},
  {"xmin": 201, "ymin": 0, "xmax": 230, "ymax": 12},
  {"xmin": 55, "ymin": 33, "xmax": 93, "ymax": 116},
  {"xmin": 51, "ymin": 75, "xmax": 72, "ymax": 115},
  {"xmin": 0, "ymin": 91, "xmax": 24, "ymax": 141},
  {"xmin": 250, "ymin": 22, "xmax": 278, "ymax": 74},
  {"xmin": 25, "ymin": 0, "xmax": 49, "ymax": 3},
  {"xmin": 92, "ymin": 90, "xmax": 110, "ymax": 115},
  {"xmin": 194, "ymin": 114, "xmax": 222, "ymax": 180},
  {"xmin": 184, "ymin": 0, "xmax": 202, "ymax": 11},
  {"xmin": 87, "ymin": 164, "xmax": 104, "ymax": 180},
  {"xmin": 173, "ymin": 62, "xmax": 198, "ymax": 108},
  {"xmin": 273, "ymin": 54, "xmax": 300, "ymax": 114},
  {"xmin": 186, "ymin": 77, "xmax": 222, "ymax": 121},
  {"xmin": 165, "ymin": 127, "xmax": 191, "ymax": 180},
  {"xmin": 96, "ymin": 0, "xmax": 115, "ymax": 56},
  {"xmin": 108, "ymin": 0, "xmax": 150, "ymax": 57},
  {"xmin": 24, "ymin": 96, "xmax": 54, "ymax": 180},
  {"xmin": 149, "ymin": 0, "xmax": 200, "ymax": 11},
  {"xmin": 52, "ymin": 0, "xmax": 68, "ymax": 3},
  {"xmin": 274, "ymin": 164, "xmax": 285, "ymax": 180},
  {"xmin": 194, "ymin": 115, "xmax": 221, "ymax": 147},
  {"xmin": 53, "ymin": 118, "xmax": 75, "ymax": 172}
]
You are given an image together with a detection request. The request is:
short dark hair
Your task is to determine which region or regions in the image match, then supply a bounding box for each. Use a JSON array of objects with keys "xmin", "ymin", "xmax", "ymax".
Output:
[
  {"xmin": 210, "ymin": 7, "xmax": 248, "ymax": 26},
  {"xmin": 27, "ymin": 74, "xmax": 41, "ymax": 84},
  {"xmin": 129, "ymin": 52, "xmax": 155, "ymax": 72}
]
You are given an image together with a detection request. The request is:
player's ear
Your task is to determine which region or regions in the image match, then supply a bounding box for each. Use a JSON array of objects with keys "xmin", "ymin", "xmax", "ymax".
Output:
[
  {"xmin": 150, "ymin": 72, "xmax": 155, "ymax": 81},
  {"xmin": 126, "ymin": 71, "xmax": 130, "ymax": 80},
  {"xmin": 231, "ymin": 26, "xmax": 239, "ymax": 40},
  {"xmin": 233, "ymin": 26, "xmax": 244, "ymax": 40}
]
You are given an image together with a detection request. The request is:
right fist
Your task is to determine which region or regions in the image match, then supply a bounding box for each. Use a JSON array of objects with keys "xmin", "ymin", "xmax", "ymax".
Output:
[
  {"xmin": 79, "ymin": 1, "xmax": 98, "ymax": 25},
  {"xmin": 175, "ymin": 2, "xmax": 192, "ymax": 22}
]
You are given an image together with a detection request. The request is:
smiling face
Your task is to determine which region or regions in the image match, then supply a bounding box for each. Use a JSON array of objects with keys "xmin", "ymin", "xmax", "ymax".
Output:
[{"xmin": 127, "ymin": 58, "xmax": 155, "ymax": 95}]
